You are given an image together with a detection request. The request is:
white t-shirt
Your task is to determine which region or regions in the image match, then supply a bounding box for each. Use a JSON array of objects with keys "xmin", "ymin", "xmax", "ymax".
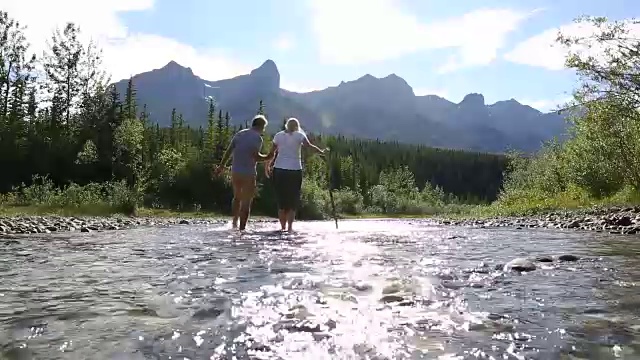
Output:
[{"xmin": 272, "ymin": 130, "xmax": 308, "ymax": 170}]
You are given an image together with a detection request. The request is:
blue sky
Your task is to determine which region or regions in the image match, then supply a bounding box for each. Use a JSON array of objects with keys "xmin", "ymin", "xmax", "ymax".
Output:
[{"xmin": 5, "ymin": 0, "xmax": 639, "ymax": 111}]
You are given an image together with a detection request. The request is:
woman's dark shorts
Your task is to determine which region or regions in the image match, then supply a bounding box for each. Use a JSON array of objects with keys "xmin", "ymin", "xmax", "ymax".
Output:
[{"xmin": 272, "ymin": 168, "xmax": 303, "ymax": 211}]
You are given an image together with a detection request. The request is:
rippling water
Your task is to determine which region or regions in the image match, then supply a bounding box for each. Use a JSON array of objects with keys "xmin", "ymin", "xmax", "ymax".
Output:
[{"xmin": 1, "ymin": 219, "xmax": 640, "ymax": 359}]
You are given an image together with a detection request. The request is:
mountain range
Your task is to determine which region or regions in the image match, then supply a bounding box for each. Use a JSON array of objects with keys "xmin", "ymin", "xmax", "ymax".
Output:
[{"xmin": 113, "ymin": 59, "xmax": 570, "ymax": 153}]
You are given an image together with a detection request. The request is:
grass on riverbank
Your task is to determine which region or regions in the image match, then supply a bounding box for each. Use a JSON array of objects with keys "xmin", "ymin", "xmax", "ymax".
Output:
[
  {"xmin": 458, "ymin": 186, "xmax": 640, "ymax": 219},
  {"xmin": 0, "ymin": 175, "xmax": 481, "ymax": 220},
  {"xmin": 0, "ymin": 204, "xmax": 452, "ymax": 220},
  {"xmin": 0, "ymin": 204, "xmax": 227, "ymax": 219},
  {"xmin": 4, "ymin": 175, "xmax": 639, "ymax": 221},
  {"xmin": 1, "ymin": 186, "xmax": 624, "ymax": 220},
  {"xmin": 3, "ymin": 196, "xmax": 638, "ymax": 221},
  {"xmin": 0, "ymin": 177, "xmax": 231, "ymax": 219}
]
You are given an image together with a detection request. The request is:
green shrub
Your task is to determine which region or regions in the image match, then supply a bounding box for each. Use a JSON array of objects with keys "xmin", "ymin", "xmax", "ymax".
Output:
[
  {"xmin": 0, "ymin": 175, "xmax": 136, "ymax": 214},
  {"xmin": 297, "ymin": 178, "xmax": 328, "ymax": 220}
]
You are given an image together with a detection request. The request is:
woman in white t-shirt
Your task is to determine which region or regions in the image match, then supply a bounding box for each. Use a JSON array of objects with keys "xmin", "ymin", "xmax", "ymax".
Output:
[{"xmin": 265, "ymin": 118, "xmax": 327, "ymax": 232}]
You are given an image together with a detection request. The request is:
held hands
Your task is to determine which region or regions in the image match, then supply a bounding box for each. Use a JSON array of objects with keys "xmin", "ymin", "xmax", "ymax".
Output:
[
  {"xmin": 319, "ymin": 147, "xmax": 330, "ymax": 158},
  {"xmin": 212, "ymin": 165, "xmax": 226, "ymax": 178},
  {"xmin": 265, "ymin": 163, "xmax": 274, "ymax": 178}
]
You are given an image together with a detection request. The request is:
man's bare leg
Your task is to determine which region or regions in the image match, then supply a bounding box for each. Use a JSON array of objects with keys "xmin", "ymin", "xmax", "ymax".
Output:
[
  {"xmin": 237, "ymin": 174, "xmax": 256, "ymax": 231},
  {"xmin": 231, "ymin": 198, "xmax": 240, "ymax": 229},
  {"xmin": 239, "ymin": 199, "xmax": 253, "ymax": 231},
  {"xmin": 230, "ymin": 173, "xmax": 244, "ymax": 229}
]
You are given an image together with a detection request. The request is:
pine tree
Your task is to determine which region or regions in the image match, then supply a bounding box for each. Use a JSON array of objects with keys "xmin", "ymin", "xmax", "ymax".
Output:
[
  {"xmin": 26, "ymin": 88, "xmax": 37, "ymax": 121},
  {"xmin": 124, "ymin": 77, "xmax": 137, "ymax": 120},
  {"xmin": 42, "ymin": 22, "xmax": 84, "ymax": 126},
  {"xmin": 205, "ymin": 98, "xmax": 216, "ymax": 160},
  {"xmin": 104, "ymin": 85, "xmax": 122, "ymax": 175},
  {"xmin": 170, "ymin": 108, "xmax": 177, "ymax": 147},
  {"xmin": 257, "ymin": 99, "xmax": 265, "ymax": 115},
  {"xmin": 212, "ymin": 109, "xmax": 224, "ymax": 160},
  {"xmin": 0, "ymin": 11, "xmax": 36, "ymax": 119},
  {"xmin": 177, "ymin": 113, "xmax": 186, "ymax": 153}
]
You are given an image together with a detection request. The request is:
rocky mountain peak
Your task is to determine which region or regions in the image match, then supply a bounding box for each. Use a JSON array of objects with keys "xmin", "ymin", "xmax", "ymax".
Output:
[{"xmin": 249, "ymin": 59, "xmax": 280, "ymax": 91}]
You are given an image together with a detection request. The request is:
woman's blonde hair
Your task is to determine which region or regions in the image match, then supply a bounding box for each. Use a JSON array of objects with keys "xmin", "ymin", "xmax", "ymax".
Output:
[{"xmin": 285, "ymin": 117, "xmax": 301, "ymax": 132}]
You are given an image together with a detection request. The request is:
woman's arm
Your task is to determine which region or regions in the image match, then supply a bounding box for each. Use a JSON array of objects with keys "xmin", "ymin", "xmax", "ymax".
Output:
[{"xmin": 302, "ymin": 135, "xmax": 326, "ymax": 155}]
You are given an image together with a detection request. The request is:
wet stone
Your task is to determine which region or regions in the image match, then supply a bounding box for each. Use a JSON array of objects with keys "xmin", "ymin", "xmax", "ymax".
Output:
[
  {"xmin": 354, "ymin": 281, "xmax": 373, "ymax": 292},
  {"xmin": 535, "ymin": 256, "xmax": 554, "ymax": 263},
  {"xmin": 504, "ymin": 258, "xmax": 536, "ymax": 272},
  {"xmin": 284, "ymin": 305, "xmax": 311, "ymax": 320},
  {"xmin": 281, "ymin": 320, "xmax": 322, "ymax": 333},
  {"xmin": 192, "ymin": 306, "xmax": 224, "ymax": 319},
  {"xmin": 557, "ymin": 254, "xmax": 580, "ymax": 262},
  {"xmin": 380, "ymin": 294, "xmax": 405, "ymax": 303},
  {"xmin": 398, "ymin": 299, "xmax": 415, "ymax": 307}
]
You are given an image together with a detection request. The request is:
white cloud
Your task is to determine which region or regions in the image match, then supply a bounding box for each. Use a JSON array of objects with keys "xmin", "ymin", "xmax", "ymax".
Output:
[
  {"xmin": 101, "ymin": 35, "xmax": 252, "ymax": 82},
  {"xmin": 273, "ymin": 34, "xmax": 294, "ymax": 51},
  {"xmin": 281, "ymin": 81, "xmax": 324, "ymax": 93},
  {"xmin": 504, "ymin": 19, "xmax": 640, "ymax": 70},
  {"xmin": 413, "ymin": 87, "xmax": 450, "ymax": 99},
  {"xmin": 308, "ymin": 0, "xmax": 536, "ymax": 72},
  {"xmin": 2, "ymin": 0, "xmax": 253, "ymax": 82},
  {"xmin": 518, "ymin": 95, "xmax": 572, "ymax": 112}
]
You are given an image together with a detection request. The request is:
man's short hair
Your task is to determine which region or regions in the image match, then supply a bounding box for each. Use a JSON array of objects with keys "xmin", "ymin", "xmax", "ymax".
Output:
[{"xmin": 252, "ymin": 114, "xmax": 268, "ymax": 128}]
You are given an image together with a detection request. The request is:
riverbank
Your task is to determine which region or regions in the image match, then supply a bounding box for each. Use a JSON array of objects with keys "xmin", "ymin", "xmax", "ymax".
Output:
[
  {"xmin": 435, "ymin": 205, "xmax": 640, "ymax": 235},
  {"xmin": 0, "ymin": 214, "xmax": 227, "ymax": 235},
  {"xmin": 3, "ymin": 204, "xmax": 640, "ymax": 237},
  {"xmin": 0, "ymin": 206, "xmax": 280, "ymax": 235}
]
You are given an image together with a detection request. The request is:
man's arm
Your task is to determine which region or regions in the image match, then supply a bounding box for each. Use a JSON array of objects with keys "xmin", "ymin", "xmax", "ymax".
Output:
[
  {"xmin": 213, "ymin": 136, "xmax": 235, "ymax": 177},
  {"xmin": 252, "ymin": 137, "xmax": 277, "ymax": 162},
  {"xmin": 219, "ymin": 139, "xmax": 235, "ymax": 167},
  {"xmin": 264, "ymin": 143, "xmax": 278, "ymax": 177},
  {"xmin": 252, "ymin": 150, "xmax": 276, "ymax": 162}
]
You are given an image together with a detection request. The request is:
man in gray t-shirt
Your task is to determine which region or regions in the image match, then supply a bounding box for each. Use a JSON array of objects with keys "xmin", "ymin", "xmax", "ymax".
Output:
[
  {"xmin": 230, "ymin": 128, "xmax": 263, "ymax": 175},
  {"xmin": 214, "ymin": 115, "xmax": 275, "ymax": 230}
]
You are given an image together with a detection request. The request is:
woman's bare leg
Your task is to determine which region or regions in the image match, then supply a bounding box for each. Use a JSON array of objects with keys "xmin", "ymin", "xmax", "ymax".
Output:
[
  {"xmin": 278, "ymin": 209, "xmax": 287, "ymax": 231},
  {"xmin": 287, "ymin": 210, "xmax": 295, "ymax": 232}
]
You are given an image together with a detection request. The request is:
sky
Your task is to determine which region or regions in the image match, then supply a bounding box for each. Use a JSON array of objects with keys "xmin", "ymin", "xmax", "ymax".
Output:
[{"xmin": 2, "ymin": 0, "xmax": 638, "ymax": 112}]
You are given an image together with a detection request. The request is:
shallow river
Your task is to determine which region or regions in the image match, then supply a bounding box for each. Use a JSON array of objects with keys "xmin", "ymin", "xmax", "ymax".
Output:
[{"xmin": 1, "ymin": 219, "xmax": 640, "ymax": 359}]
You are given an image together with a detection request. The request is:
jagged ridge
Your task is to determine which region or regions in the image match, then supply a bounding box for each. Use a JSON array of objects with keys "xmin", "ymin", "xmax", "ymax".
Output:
[{"xmin": 114, "ymin": 60, "xmax": 570, "ymax": 153}]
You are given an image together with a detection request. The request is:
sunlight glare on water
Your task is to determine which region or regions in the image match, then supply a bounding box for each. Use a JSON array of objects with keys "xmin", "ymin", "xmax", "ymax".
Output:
[{"xmin": 1, "ymin": 219, "xmax": 640, "ymax": 359}]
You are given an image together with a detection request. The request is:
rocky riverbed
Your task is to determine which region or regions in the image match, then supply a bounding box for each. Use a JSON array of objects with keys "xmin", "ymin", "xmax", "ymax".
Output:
[
  {"xmin": 436, "ymin": 206, "xmax": 640, "ymax": 235},
  {"xmin": 4, "ymin": 205, "xmax": 640, "ymax": 237},
  {"xmin": 0, "ymin": 215, "xmax": 233, "ymax": 235},
  {"xmin": 1, "ymin": 219, "xmax": 628, "ymax": 359}
]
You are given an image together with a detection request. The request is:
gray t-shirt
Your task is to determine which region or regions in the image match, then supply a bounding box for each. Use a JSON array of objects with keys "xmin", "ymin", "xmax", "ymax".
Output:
[{"xmin": 230, "ymin": 128, "xmax": 263, "ymax": 175}]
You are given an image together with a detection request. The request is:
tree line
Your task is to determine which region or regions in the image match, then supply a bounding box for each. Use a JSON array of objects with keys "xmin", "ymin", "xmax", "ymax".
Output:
[
  {"xmin": 0, "ymin": 11, "xmax": 508, "ymax": 218},
  {"xmin": 490, "ymin": 16, "xmax": 640, "ymax": 215}
]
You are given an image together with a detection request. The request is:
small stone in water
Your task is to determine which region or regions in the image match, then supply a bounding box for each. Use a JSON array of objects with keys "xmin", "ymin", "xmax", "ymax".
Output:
[{"xmin": 557, "ymin": 254, "xmax": 579, "ymax": 262}]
